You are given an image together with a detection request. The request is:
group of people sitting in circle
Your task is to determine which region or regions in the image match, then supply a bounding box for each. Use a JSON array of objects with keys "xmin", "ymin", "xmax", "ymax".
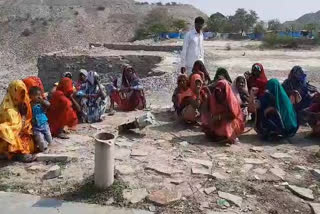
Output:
[
  {"xmin": 1, "ymin": 60, "xmax": 319, "ymax": 162},
  {"xmin": 0, "ymin": 65, "xmax": 146, "ymax": 162},
  {"xmin": 172, "ymin": 60, "xmax": 320, "ymax": 144}
]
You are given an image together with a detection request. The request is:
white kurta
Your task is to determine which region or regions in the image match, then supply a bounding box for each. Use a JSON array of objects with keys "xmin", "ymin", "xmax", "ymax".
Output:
[{"xmin": 180, "ymin": 29, "xmax": 204, "ymax": 75}]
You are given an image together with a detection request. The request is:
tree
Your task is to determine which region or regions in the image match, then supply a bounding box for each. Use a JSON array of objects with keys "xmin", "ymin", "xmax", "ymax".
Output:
[
  {"xmin": 229, "ymin": 8, "xmax": 258, "ymax": 33},
  {"xmin": 268, "ymin": 19, "xmax": 282, "ymax": 31},
  {"xmin": 171, "ymin": 19, "xmax": 188, "ymax": 31},
  {"xmin": 254, "ymin": 21, "xmax": 266, "ymax": 34},
  {"xmin": 207, "ymin": 12, "xmax": 228, "ymax": 32}
]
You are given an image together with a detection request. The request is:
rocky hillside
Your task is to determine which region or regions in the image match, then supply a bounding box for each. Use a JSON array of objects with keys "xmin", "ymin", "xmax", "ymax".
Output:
[
  {"xmin": 283, "ymin": 10, "xmax": 320, "ymax": 28},
  {"xmin": 0, "ymin": 0, "xmax": 205, "ymax": 63}
]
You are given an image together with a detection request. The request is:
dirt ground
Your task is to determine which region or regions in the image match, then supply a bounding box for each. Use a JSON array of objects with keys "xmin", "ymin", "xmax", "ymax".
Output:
[{"xmin": 1, "ymin": 40, "xmax": 320, "ymax": 214}]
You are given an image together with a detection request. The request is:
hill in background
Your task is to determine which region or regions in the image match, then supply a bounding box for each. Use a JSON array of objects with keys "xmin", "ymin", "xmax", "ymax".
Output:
[
  {"xmin": 283, "ymin": 10, "xmax": 320, "ymax": 30},
  {"xmin": 0, "ymin": 0, "xmax": 206, "ymax": 64}
]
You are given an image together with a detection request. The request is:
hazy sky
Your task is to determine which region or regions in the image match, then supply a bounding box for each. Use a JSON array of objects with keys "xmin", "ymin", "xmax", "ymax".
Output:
[{"xmin": 138, "ymin": 0, "xmax": 320, "ymax": 22}]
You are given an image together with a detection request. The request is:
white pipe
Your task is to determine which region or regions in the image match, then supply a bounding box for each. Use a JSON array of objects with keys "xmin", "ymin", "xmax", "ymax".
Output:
[{"xmin": 94, "ymin": 132, "xmax": 116, "ymax": 189}]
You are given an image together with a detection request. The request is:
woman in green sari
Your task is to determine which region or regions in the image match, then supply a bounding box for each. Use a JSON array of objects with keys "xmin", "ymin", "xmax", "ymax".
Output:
[
  {"xmin": 253, "ymin": 79, "xmax": 298, "ymax": 140},
  {"xmin": 212, "ymin": 68, "xmax": 232, "ymax": 84}
]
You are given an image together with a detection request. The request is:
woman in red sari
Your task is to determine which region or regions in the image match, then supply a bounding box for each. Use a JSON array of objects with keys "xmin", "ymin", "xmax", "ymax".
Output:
[
  {"xmin": 245, "ymin": 63, "xmax": 268, "ymax": 98},
  {"xmin": 109, "ymin": 65, "xmax": 146, "ymax": 113},
  {"xmin": 47, "ymin": 78, "xmax": 80, "ymax": 138},
  {"xmin": 201, "ymin": 80, "xmax": 244, "ymax": 144}
]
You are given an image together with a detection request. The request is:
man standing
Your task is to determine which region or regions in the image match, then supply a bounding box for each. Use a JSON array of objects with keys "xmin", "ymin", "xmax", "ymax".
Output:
[{"xmin": 180, "ymin": 17, "xmax": 205, "ymax": 75}]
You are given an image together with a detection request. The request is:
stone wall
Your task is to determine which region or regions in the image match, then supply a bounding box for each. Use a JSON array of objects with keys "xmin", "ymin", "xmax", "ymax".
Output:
[
  {"xmin": 100, "ymin": 44, "xmax": 182, "ymax": 52},
  {"xmin": 37, "ymin": 54, "xmax": 162, "ymax": 90}
]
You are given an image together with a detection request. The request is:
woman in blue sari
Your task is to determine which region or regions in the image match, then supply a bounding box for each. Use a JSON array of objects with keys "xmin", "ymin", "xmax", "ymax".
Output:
[
  {"xmin": 77, "ymin": 71, "xmax": 107, "ymax": 123},
  {"xmin": 282, "ymin": 66, "xmax": 318, "ymax": 123},
  {"xmin": 254, "ymin": 79, "xmax": 298, "ymax": 140}
]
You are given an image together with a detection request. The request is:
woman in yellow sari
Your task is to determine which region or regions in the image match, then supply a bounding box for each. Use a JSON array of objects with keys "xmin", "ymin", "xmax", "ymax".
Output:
[{"xmin": 0, "ymin": 80, "xmax": 36, "ymax": 162}]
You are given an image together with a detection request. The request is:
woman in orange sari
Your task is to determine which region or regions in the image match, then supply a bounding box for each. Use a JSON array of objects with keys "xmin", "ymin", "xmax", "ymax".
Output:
[
  {"xmin": 47, "ymin": 78, "xmax": 80, "ymax": 138},
  {"xmin": 201, "ymin": 80, "xmax": 244, "ymax": 144},
  {"xmin": 23, "ymin": 76, "xmax": 45, "ymax": 97},
  {"xmin": 0, "ymin": 80, "xmax": 36, "ymax": 162},
  {"xmin": 177, "ymin": 74, "xmax": 207, "ymax": 123}
]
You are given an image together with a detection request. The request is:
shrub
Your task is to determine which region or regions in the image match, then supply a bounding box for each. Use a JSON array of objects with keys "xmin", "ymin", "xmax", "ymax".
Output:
[
  {"xmin": 262, "ymin": 34, "xmax": 298, "ymax": 48},
  {"xmin": 74, "ymin": 11, "xmax": 79, "ymax": 16},
  {"xmin": 134, "ymin": 8, "xmax": 187, "ymax": 40}
]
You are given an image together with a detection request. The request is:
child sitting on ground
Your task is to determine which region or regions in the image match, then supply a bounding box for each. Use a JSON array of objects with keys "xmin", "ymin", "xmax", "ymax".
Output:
[{"xmin": 29, "ymin": 87, "xmax": 53, "ymax": 152}]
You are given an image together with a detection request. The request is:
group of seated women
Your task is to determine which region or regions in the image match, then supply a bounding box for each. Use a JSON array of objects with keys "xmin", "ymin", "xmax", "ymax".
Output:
[
  {"xmin": 0, "ymin": 65, "xmax": 146, "ymax": 162},
  {"xmin": 172, "ymin": 61, "xmax": 320, "ymax": 144}
]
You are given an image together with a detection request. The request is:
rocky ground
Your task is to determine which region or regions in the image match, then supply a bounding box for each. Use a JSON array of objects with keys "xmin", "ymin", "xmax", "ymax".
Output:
[{"xmin": 1, "ymin": 40, "xmax": 320, "ymax": 214}]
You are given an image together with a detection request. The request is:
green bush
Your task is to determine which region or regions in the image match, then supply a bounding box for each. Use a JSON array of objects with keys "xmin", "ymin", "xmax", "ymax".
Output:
[
  {"xmin": 263, "ymin": 34, "xmax": 298, "ymax": 48},
  {"xmin": 134, "ymin": 8, "xmax": 187, "ymax": 40}
]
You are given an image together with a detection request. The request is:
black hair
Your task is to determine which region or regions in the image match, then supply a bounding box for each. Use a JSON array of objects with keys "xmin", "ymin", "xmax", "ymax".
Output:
[
  {"xmin": 29, "ymin": 86, "xmax": 41, "ymax": 96},
  {"xmin": 195, "ymin": 16, "xmax": 205, "ymax": 24}
]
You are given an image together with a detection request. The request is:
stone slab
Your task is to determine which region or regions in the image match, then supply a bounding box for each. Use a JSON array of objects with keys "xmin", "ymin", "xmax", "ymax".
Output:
[{"xmin": 0, "ymin": 191, "xmax": 152, "ymax": 214}]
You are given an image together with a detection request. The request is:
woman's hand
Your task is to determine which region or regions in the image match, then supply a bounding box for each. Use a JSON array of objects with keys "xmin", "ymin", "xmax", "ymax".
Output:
[{"xmin": 18, "ymin": 103, "xmax": 27, "ymax": 116}]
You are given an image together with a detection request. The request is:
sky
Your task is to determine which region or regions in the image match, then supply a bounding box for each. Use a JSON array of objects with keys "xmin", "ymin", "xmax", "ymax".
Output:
[{"xmin": 137, "ymin": 0, "xmax": 320, "ymax": 22}]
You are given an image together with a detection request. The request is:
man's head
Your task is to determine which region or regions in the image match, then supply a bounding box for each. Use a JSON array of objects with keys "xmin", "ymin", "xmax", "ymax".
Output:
[
  {"xmin": 195, "ymin": 16, "xmax": 205, "ymax": 33},
  {"xmin": 29, "ymin": 86, "xmax": 42, "ymax": 103}
]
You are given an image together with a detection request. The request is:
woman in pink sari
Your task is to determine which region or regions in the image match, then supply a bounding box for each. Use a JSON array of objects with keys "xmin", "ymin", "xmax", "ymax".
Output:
[{"xmin": 201, "ymin": 80, "xmax": 245, "ymax": 144}]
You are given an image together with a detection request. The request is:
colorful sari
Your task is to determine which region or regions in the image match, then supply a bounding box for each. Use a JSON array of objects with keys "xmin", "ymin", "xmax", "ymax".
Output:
[
  {"xmin": 0, "ymin": 80, "xmax": 35, "ymax": 158},
  {"xmin": 202, "ymin": 80, "xmax": 244, "ymax": 142},
  {"xmin": 48, "ymin": 78, "xmax": 78, "ymax": 136},
  {"xmin": 110, "ymin": 66, "xmax": 146, "ymax": 111},
  {"xmin": 77, "ymin": 71, "xmax": 107, "ymax": 123},
  {"xmin": 172, "ymin": 74, "xmax": 189, "ymax": 115},
  {"xmin": 247, "ymin": 63, "xmax": 268, "ymax": 97},
  {"xmin": 178, "ymin": 74, "xmax": 205, "ymax": 123},
  {"xmin": 255, "ymin": 79, "xmax": 298, "ymax": 139},
  {"xmin": 282, "ymin": 66, "xmax": 318, "ymax": 121},
  {"xmin": 23, "ymin": 76, "xmax": 45, "ymax": 97}
]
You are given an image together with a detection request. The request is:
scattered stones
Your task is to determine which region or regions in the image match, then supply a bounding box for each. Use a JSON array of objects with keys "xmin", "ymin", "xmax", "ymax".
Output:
[
  {"xmin": 309, "ymin": 203, "xmax": 320, "ymax": 214},
  {"xmin": 149, "ymin": 205, "xmax": 156, "ymax": 212},
  {"xmin": 42, "ymin": 165, "xmax": 61, "ymax": 180},
  {"xmin": 185, "ymin": 158, "xmax": 212, "ymax": 168},
  {"xmin": 131, "ymin": 148, "xmax": 148, "ymax": 157},
  {"xmin": 148, "ymin": 189, "xmax": 181, "ymax": 206},
  {"xmin": 36, "ymin": 154, "xmax": 72, "ymax": 162},
  {"xmin": 146, "ymin": 164, "xmax": 182, "ymax": 176},
  {"xmin": 179, "ymin": 141, "xmax": 189, "ymax": 147},
  {"xmin": 271, "ymin": 153, "xmax": 292, "ymax": 159},
  {"xmin": 115, "ymin": 140, "xmax": 134, "ymax": 148},
  {"xmin": 218, "ymin": 191, "xmax": 243, "ymax": 207},
  {"xmin": 287, "ymin": 185, "xmax": 314, "ymax": 200},
  {"xmin": 204, "ymin": 186, "xmax": 217, "ymax": 195},
  {"xmin": 241, "ymin": 164, "xmax": 253, "ymax": 172},
  {"xmin": 294, "ymin": 165, "xmax": 309, "ymax": 171},
  {"xmin": 169, "ymin": 179, "xmax": 184, "ymax": 185},
  {"xmin": 200, "ymin": 201, "xmax": 210, "ymax": 210},
  {"xmin": 115, "ymin": 165, "xmax": 135, "ymax": 175},
  {"xmin": 269, "ymin": 168, "xmax": 286, "ymax": 180},
  {"xmin": 311, "ymin": 169, "xmax": 320, "ymax": 180},
  {"xmin": 123, "ymin": 188, "xmax": 148, "ymax": 204},
  {"xmin": 105, "ymin": 197, "xmax": 114, "ymax": 205},
  {"xmin": 253, "ymin": 168, "xmax": 268, "ymax": 175},
  {"xmin": 244, "ymin": 158, "xmax": 265, "ymax": 165},
  {"xmin": 250, "ymin": 147, "xmax": 264, "ymax": 152},
  {"xmin": 27, "ymin": 165, "xmax": 47, "ymax": 172},
  {"xmin": 212, "ymin": 172, "xmax": 228, "ymax": 180},
  {"xmin": 216, "ymin": 198, "xmax": 230, "ymax": 208},
  {"xmin": 191, "ymin": 167, "xmax": 211, "ymax": 176}
]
